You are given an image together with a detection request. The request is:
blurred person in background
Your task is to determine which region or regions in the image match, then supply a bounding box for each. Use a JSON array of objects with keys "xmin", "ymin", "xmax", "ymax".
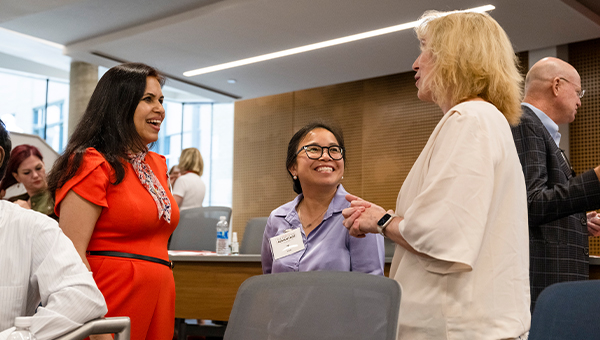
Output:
[
  {"xmin": 169, "ymin": 164, "xmax": 181, "ymax": 188},
  {"xmin": 0, "ymin": 144, "xmax": 56, "ymax": 219},
  {"xmin": 172, "ymin": 147, "xmax": 205, "ymax": 209}
]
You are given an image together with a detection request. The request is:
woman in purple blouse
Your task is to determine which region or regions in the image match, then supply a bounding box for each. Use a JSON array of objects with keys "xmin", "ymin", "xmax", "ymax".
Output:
[{"xmin": 261, "ymin": 122, "xmax": 384, "ymax": 274}]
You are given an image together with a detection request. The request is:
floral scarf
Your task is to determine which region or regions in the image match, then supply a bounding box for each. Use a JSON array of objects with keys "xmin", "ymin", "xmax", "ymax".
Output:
[{"xmin": 128, "ymin": 151, "xmax": 172, "ymax": 223}]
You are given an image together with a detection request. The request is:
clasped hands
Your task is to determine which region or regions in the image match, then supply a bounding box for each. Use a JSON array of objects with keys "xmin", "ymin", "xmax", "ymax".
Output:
[
  {"xmin": 587, "ymin": 211, "xmax": 600, "ymax": 237},
  {"xmin": 342, "ymin": 194, "xmax": 393, "ymax": 238}
]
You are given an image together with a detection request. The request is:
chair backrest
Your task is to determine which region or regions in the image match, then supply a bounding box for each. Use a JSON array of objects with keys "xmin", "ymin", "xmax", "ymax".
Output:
[
  {"xmin": 239, "ymin": 217, "xmax": 268, "ymax": 254},
  {"xmin": 54, "ymin": 317, "xmax": 130, "ymax": 340},
  {"xmin": 169, "ymin": 206, "xmax": 232, "ymax": 251},
  {"xmin": 528, "ymin": 280, "xmax": 600, "ymax": 340},
  {"xmin": 224, "ymin": 271, "xmax": 401, "ymax": 340}
]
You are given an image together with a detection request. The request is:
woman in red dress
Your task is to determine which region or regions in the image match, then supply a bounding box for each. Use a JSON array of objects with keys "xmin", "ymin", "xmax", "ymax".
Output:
[{"xmin": 48, "ymin": 63, "xmax": 180, "ymax": 340}]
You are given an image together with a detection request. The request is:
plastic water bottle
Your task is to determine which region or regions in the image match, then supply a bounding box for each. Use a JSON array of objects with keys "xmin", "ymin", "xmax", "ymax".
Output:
[
  {"xmin": 7, "ymin": 317, "xmax": 37, "ymax": 340},
  {"xmin": 230, "ymin": 232, "xmax": 239, "ymax": 255},
  {"xmin": 216, "ymin": 216, "xmax": 229, "ymax": 255}
]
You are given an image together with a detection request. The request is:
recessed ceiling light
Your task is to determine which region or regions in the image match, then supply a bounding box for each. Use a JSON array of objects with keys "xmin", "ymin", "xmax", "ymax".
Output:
[
  {"xmin": 227, "ymin": 79, "xmax": 237, "ymax": 84},
  {"xmin": 184, "ymin": 5, "xmax": 495, "ymax": 77}
]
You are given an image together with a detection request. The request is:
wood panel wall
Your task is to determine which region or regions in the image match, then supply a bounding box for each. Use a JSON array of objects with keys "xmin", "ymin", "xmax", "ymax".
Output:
[
  {"xmin": 231, "ymin": 46, "xmax": 599, "ymax": 248},
  {"xmin": 232, "ymin": 71, "xmax": 440, "ymax": 240},
  {"xmin": 569, "ymin": 38, "xmax": 600, "ymax": 255},
  {"xmin": 569, "ymin": 38, "xmax": 600, "ymax": 174}
]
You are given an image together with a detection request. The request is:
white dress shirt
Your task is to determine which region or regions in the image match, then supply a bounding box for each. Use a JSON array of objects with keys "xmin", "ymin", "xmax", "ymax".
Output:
[{"xmin": 0, "ymin": 201, "xmax": 107, "ymax": 340}]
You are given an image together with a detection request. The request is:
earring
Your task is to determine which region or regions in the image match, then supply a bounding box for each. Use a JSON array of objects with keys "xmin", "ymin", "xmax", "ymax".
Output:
[
  {"xmin": 293, "ymin": 175, "xmax": 297, "ymax": 180},
  {"xmin": 341, "ymin": 176, "xmax": 344, "ymax": 179}
]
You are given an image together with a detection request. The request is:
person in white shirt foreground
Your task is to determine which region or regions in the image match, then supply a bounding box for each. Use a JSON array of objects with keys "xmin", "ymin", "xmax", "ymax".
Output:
[
  {"xmin": 0, "ymin": 120, "xmax": 107, "ymax": 340},
  {"xmin": 343, "ymin": 10, "xmax": 530, "ymax": 340}
]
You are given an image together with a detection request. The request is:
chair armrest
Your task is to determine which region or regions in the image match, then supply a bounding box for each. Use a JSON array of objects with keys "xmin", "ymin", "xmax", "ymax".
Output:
[{"xmin": 53, "ymin": 317, "xmax": 130, "ymax": 340}]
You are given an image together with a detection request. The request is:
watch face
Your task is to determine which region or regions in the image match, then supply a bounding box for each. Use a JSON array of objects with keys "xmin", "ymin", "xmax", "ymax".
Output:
[{"xmin": 377, "ymin": 213, "xmax": 391, "ymax": 226}]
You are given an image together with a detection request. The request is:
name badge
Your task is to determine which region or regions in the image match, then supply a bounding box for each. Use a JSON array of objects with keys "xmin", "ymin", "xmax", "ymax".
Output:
[{"xmin": 269, "ymin": 228, "xmax": 305, "ymax": 260}]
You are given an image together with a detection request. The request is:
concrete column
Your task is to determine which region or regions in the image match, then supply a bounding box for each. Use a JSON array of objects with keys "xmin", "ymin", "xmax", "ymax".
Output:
[
  {"xmin": 527, "ymin": 45, "xmax": 570, "ymax": 157},
  {"xmin": 68, "ymin": 61, "xmax": 98, "ymax": 138}
]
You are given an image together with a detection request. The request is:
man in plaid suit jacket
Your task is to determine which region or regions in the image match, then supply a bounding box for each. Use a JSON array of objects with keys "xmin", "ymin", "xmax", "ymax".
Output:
[{"xmin": 511, "ymin": 57, "xmax": 600, "ymax": 311}]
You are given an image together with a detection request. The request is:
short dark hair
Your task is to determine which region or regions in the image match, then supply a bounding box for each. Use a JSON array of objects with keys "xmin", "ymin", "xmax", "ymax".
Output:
[
  {"xmin": 48, "ymin": 62, "xmax": 165, "ymax": 194},
  {"xmin": 0, "ymin": 120, "xmax": 11, "ymax": 179},
  {"xmin": 286, "ymin": 121, "xmax": 346, "ymax": 194}
]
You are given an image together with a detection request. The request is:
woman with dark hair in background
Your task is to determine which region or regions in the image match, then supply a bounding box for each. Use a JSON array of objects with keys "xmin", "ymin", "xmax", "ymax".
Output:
[
  {"xmin": 48, "ymin": 62, "xmax": 180, "ymax": 340},
  {"xmin": 261, "ymin": 121, "xmax": 384, "ymax": 274},
  {"xmin": 0, "ymin": 144, "xmax": 56, "ymax": 219},
  {"xmin": 172, "ymin": 147, "xmax": 205, "ymax": 209}
]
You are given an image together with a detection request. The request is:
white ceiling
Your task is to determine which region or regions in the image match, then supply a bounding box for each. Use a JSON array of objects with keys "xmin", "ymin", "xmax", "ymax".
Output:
[{"xmin": 1, "ymin": 0, "xmax": 600, "ymax": 103}]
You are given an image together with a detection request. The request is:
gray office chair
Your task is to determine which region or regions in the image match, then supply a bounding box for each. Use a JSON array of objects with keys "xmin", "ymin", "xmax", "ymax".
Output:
[
  {"xmin": 224, "ymin": 271, "xmax": 401, "ymax": 340},
  {"xmin": 239, "ymin": 217, "xmax": 268, "ymax": 254},
  {"xmin": 54, "ymin": 317, "xmax": 130, "ymax": 340},
  {"xmin": 169, "ymin": 206, "xmax": 232, "ymax": 251},
  {"xmin": 528, "ymin": 280, "xmax": 600, "ymax": 340}
]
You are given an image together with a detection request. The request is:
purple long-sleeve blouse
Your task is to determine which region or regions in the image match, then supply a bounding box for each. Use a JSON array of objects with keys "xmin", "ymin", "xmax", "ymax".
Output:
[{"xmin": 261, "ymin": 184, "xmax": 385, "ymax": 275}]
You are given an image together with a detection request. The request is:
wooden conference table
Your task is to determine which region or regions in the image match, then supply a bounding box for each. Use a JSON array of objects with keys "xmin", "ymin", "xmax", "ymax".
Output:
[{"xmin": 170, "ymin": 252, "xmax": 393, "ymax": 321}]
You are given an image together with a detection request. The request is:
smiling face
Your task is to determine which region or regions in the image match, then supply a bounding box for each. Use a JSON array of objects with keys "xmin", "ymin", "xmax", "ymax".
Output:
[
  {"xmin": 412, "ymin": 38, "xmax": 435, "ymax": 104},
  {"xmin": 133, "ymin": 76, "xmax": 165, "ymax": 146},
  {"xmin": 288, "ymin": 128, "xmax": 344, "ymax": 194},
  {"xmin": 13, "ymin": 155, "xmax": 47, "ymax": 196}
]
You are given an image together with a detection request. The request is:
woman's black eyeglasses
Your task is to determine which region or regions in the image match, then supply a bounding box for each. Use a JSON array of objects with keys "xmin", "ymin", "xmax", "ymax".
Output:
[{"xmin": 296, "ymin": 145, "xmax": 344, "ymax": 160}]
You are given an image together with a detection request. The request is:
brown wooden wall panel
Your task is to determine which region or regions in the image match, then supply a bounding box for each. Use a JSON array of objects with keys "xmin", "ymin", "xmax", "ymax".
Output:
[
  {"xmin": 293, "ymin": 81, "xmax": 365, "ymax": 198},
  {"xmin": 232, "ymin": 93, "xmax": 296, "ymax": 240},
  {"xmin": 569, "ymin": 39, "xmax": 600, "ymax": 255},
  {"xmin": 569, "ymin": 38, "xmax": 600, "ymax": 174},
  {"xmin": 361, "ymin": 73, "xmax": 439, "ymax": 210},
  {"xmin": 232, "ymin": 50, "xmax": 538, "ymax": 245},
  {"xmin": 232, "ymin": 71, "xmax": 439, "ymax": 242}
]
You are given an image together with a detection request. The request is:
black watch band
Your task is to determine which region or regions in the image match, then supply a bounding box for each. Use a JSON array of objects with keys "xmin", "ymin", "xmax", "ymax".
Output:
[{"xmin": 377, "ymin": 213, "xmax": 397, "ymax": 237}]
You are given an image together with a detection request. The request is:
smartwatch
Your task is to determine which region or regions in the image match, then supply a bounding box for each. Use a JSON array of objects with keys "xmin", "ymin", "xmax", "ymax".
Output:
[{"xmin": 377, "ymin": 213, "xmax": 398, "ymax": 237}]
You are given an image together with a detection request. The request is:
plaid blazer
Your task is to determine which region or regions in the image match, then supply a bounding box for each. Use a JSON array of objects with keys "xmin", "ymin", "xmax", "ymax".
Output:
[{"xmin": 511, "ymin": 105, "xmax": 600, "ymax": 311}]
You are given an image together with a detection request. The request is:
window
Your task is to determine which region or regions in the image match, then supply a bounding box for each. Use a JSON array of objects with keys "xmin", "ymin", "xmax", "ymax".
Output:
[
  {"xmin": 33, "ymin": 100, "xmax": 65, "ymax": 152},
  {"xmin": 0, "ymin": 68, "xmax": 69, "ymax": 153},
  {"xmin": 151, "ymin": 101, "xmax": 234, "ymax": 207},
  {"xmin": 0, "ymin": 66, "xmax": 235, "ymax": 207}
]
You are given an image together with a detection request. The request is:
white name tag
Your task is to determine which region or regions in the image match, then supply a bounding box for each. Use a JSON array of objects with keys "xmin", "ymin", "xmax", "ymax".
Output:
[{"xmin": 270, "ymin": 228, "xmax": 305, "ymax": 260}]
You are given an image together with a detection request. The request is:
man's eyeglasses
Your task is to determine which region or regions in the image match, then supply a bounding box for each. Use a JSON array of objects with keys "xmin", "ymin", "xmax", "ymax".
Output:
[
  {"xmin": 296, "ymin": 144, "xmax": 344, "ymax": 160},
  {"xmin": 559, "ymin": 77, "xmax": 585, "ymax": 99}
]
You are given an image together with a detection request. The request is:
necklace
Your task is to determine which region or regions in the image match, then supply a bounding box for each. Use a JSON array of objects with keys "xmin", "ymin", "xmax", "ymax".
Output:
[{"xmin": 299, "ymin": 204, "xmax": 328, "ymax": 229}]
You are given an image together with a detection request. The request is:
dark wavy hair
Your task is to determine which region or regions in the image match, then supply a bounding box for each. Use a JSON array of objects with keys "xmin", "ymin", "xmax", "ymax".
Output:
[
  {"xmin": 48, "ymin": 62, "xmax": 165, "ymax": 195},
  {"xmin": 0, "ymin": 144, "xmax": 43, "ymax": 192},
  {"xmin": 286, "ymin": 121, "xmax": 346, "ymax": 194},
  {"xmin": 0, "ymin": 120, "xmax": 11, "ymax": 179}
]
